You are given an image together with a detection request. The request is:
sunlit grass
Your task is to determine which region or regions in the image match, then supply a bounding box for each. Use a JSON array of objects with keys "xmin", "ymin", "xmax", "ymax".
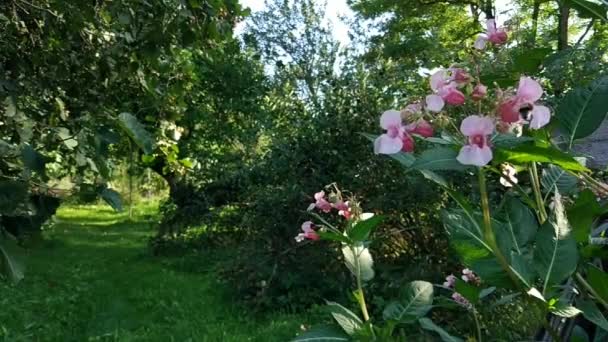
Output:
[{"xmin": 0, "ymin": 201, "xmax": 312, "ymax": 341}]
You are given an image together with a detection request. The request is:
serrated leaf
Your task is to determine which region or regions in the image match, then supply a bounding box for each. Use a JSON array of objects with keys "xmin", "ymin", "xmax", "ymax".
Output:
[
  {"xmin": 541, "ymin": 165, "xmax": 578, "ymax": 196},
  {"xmin": 291, "ymin": 325, "xmax": 350, "ymax": 341},
  {"xmin": 342, "ymin": 244, "xmax": 374, "ymax": 282},
  {"xmin": 348, "ymin": 215, "xmax": 383, "ymax": 242},
  {"xmin": 534, "ymin": 191, "xmax": 578, "ymax": 294},
  {"xmin": 418, "ymin": 318, "xmax": 464, "ymax": 342},
  {"xmin": 411, "ymin": 147, "xmax": 469, "ymax": 171},
  {"xmin": 383, "ymin": 281, "xmax": 434, "ymax": 323},
  {"xmin": 118, "ymin": 112, "xmax": 155, "ymax": 155},
  {"xmin": 500, "ymin": 197, "xmax": 539, "ymax": 254},
  {"xmin": 557, "ymin": 76, "xmax": 608, "ymax": 148},
  {"xmin": 0, "ymin": 234, "xmax": 25, "ymax": 283},
  {"xmin": 325, "ymin": 302, "xmax": 362, "ymax": 336},
  {"xmin": 494, "ymin": 145, "xmax": 589, "ymax": 172},
  {"xmin": 441, "ymin": 210, "xmax": 492, "ymax": 264},
  {"xmin": 100, "ymin": 188, "xmax": 123, "ymax": 212}
]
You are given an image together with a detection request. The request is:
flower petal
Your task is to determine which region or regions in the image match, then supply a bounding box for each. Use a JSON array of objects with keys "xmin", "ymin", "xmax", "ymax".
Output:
[
  {"xmin": 430, "ymin": 69, "xmax": 448, "ymax": 92},
  {"xmin": 460, "ymin": 115, "xmax": 495, "ymax": 137},
  {"xmin": 474, "ymin": 35, "xmax": 488, "ymax": 50},
  {"xmin": 425, "ymin": 94, "xmax": 444, "ymax": 112},
  {"xmin": 529, "ymin": 105, "xmax": 551, "ymax": 129},
  {"xmin": 380, "ymin": 110, "xmax": 402, "ymax": 130},
  {"xmin": 374, "ymin": 134, "xmax": 403, "ymax": 154},
  {"xmin": 457, "ymin": 145, "xmax": 493, "ymax": 166},
  {"xmin": 517, "ymin": 77, "xmax": 543, "ymax": 103},
  {"xmin": 486, "ymin": 19, "xmax": 497, "ymax": 34}
]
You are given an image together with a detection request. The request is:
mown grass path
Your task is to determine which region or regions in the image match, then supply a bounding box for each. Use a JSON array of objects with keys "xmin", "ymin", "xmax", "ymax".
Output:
[{"xmin": 0, "ymin": 203, "xmax": 307, "ymax": 341}]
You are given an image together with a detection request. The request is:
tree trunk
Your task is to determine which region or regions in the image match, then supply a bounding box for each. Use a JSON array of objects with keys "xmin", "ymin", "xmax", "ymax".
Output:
[
  {"xmin": 557, "ymin": 3, "xmax": 570, "ymax": 51},
  {"xmin": 530, "ymin": 0, "xmax": 541, "ymax": 46}
]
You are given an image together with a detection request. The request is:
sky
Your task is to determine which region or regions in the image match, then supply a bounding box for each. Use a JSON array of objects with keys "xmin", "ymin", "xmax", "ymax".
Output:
[{"xmin": 237, "ymin": 0, "xmax": 354, "ymax": 45}]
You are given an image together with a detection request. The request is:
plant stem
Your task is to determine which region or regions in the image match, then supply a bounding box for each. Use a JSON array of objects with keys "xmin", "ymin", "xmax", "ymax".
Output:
[
  {"xmin": 529, "ymin": 162, "xmax": 548, "ymax": 224},
  {"xmin": 351, "ymin": 245, "xmax": 371, "ymax": 322},
  {"xmin": 541, "ymin": 316, "xmax": 562, "ymax": 342},
  {"xmin": 473, "ymin": 310, "xmax": 482, "ymax": 342},
  {"xmin": 576, "ymin": 272, "xmax": 608, "ymax": 311},
  {"xmin": 478, "ymin": 168, "xmax": 520, "ymax": 287}
]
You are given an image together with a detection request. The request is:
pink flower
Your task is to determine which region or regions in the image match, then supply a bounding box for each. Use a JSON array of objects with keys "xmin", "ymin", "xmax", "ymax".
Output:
[
  {"xmin": 443, "ymin": 274, "xmax": 457, "ymax": 288},
  {"xmin": 457, "ymin": 115, "xmax": 495, "ymax": 167},
  {"xmin": 426, "ymin": 69, "xmax": 466, "ymax": 112},
  {"xmin": 333, "ymin": 201, "xmax": 352, "ymax": 220},
  {"xmin": 401, "ymin": 134, "xmax": 415, "ymax": 152},
  {"xmin": 498, "ymin": 77, "xmax": 551, "ymax": 129},
  {"xmin": 407, "ymin": 120, "xmax": 434, "ymax": 138},
  {"xmin": 472, "ymin": 84, "xmax": 487, "ymax": 101},
  {"xmin": 450, "ymin": 67, "xmax": 472, "ymax": 85},
  {"xmin": 461, "ymin": 268, "xmax": 481, "ymax": 285},
  {"xmin": 307, "ymin": 191, "xmax": 332, "ymax": 212},
  {"xmin": 374, "ymin": 110, "xmax": 406, "ymax": 154},
  {"xmin": 452, "ymin": 292, "xmax": 473, "ymax": 309},
  {"xmin": 475, "ymin": 19, "xmax": 508, "ymax": 50},
  {"xmin": 295, "ymin": 221, "xmax": 320, "ymax": 242}
]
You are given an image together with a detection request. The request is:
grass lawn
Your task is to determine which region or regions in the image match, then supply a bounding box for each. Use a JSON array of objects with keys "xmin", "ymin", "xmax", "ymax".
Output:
[{"xmin": 0, "ymin": 202, "xmax": 313, "ymax": 341}]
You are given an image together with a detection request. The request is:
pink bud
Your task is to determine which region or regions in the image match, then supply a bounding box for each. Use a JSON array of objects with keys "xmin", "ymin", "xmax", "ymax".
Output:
[
  {"xmin": 489, "ymin": 30, "xmax": 508, "ymax": 45},
  {"xmin": 443, "ymin": 88, "xmax": 466, "ymax": 106},
  {"xmin": 411, "ymin": 120, "xmax": 434, "ymax": 138},
  {"xmin": 401, "ymin": 134, "xmax": 415, "ymax": 153},
  {"xmin": 472, "ymin": 84, "xmax": 487, "ymax": 101},
  {"xmin": 498, "ymin": 98, "xmax": 521, "ymax": 123},
  {"xmin": 452, "ymin": 68, "xmax": 471, "ymax": 85}
]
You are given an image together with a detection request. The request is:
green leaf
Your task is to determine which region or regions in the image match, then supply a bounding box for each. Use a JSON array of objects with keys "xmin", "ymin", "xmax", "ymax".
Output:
[
  {"xmin": 571, "ymin": 325, "xmax": 590, "ymax": 342},
  {"xmin": 578, "ymin": 299, "xmax": 608, "ymax": 331},
  {"xmin": 291, "ymin": 325, "xmax": 350, "ymax": 341},
  {"xmin": 418, "ymin": 318, "xmax": 464, "ymax": 342},
  {"xmin": 0, "ymin": 181, "xmax": 28, "ymax": 215},
  {"xmin": 541, "ymin": 165, "xmax": 578, "ymax": 196},
  {"xmin": 556, "ymin": 76, "xmax": 608, "ymax": 148},
  {"xmin": 317, "ymin": 231, "xmax": 352, "ymax": 244},
  {"xmin": 410, "ymin": 147, "xmax": 469, "ymax": 172},
  {"xmin": 21, "ymin": 144, "xmax": 48, "ymax": 176},
  {"xmin": 587, "ymin": 265, "xmax": 608, "ymax": 304},
  {"xmin": 494, "ymin": 145, "xmax": 589, "ymax": 172},
  {"xmin": 490, "ymin": 293, "xmax": 521, "ymax": 309},
  {"xmin": 342, "ymin": 244, "xmax": 374, "ymax": 282},
  {"xmin": 512, "ymin": 48, "xmax": 553, "ymax": 74},
  {"xmin": 441, "ymin": 210, "xmax": 492, "ymax": 265},
  {"xmin": 565, "ymin": 0, "xmax": 607, "ymax": 21},
  {"xmin": 470, "ymin": 257, "xmax": 514, "ymax": 288},
  {"xmin": 551, "ymin": 301, "xmax": 582, "ymax": 318},
  {"xmin": 499, "ymin": 197, "xmax": 539, "ymax": 254},
  {"xmin": 325, "ymin": 302, "xmax": 363, "ymax": 336},
  {"xmin": 0, "ymin": 234, "xmax": 25, "ymax": 283},
  {"xmin": 3, "ymin": 96, "xmax": 16, "ymax": 117},
  {"xmin": 510, "ymin": 252, "xmax": 535, "ymax": 287},
  {"xmin": 568, "ymin": 189, "xmax": 607, "ymax": 243},
  {"xmin": 100, "ymin": 188, "xmax": 123, "ymax": 212},
  {"xmin": 534, "ymin": 192, "xmax": 578, "ymax": 294},
  {"xmin": 383, "ymin": 281, "xmax": 434, "ymax": 323},
  {"xmin": 419, "ymin": 169, "xmax": 449, "ymax": 188},
  {"xmin": 492, "ymin": 134, "xmax": 535, "ymax": 149},
  {"xmin": 479, "ymin": 287, "xmax": 496, "ymax": 299},
  {"xmin": 348, "ymin": 215, "xmax": 383, "ymax": 242},
  {"xmin": 118, "ymin": 112, "xmax": 155, "ymax": 155},
  {"xmin": 454, "ymin": 278, "xmax": 481, "ymax": 304}
]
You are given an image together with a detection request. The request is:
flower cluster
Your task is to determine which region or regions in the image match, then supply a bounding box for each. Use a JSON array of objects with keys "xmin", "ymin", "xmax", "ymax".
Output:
[
  {"xmin": 443, "ymin": 269, "xmax": 481, "ymax": 309},
  {"xmin": 296, "ymin": 188, "xmax": 356, "ymax": 242},
  {"xmin": 374, "ymin": 19, "xmax": 551, "ymax": 167}
]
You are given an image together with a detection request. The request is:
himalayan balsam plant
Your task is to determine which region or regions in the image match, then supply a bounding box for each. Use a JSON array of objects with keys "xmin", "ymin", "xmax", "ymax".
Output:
[{"xmin": 292, "ymin": 17, "xmax": 608, "ymax": 342}]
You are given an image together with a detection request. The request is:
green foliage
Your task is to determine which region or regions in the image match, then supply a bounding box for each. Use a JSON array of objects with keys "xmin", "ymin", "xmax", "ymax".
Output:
[
  {"xmin": 382, "ymin": 281, "xmax": 434, "ymax": 323},
  {"xmin": 494, "ymin": 145, "xmax": 589, "ymax": 172},
  {"xmin": 0, "ymin": 233, "xmax": 24, "ymax": 283},
  {"xmin": 291, "ymin": 325, "xmax": 350, "ymax": 341},
  {"xmin": 118, "ymin": 113, "xmax": 155, "ymax": 155},
  {"xmin": 325, "ymin": 302, "xmax": 363, "ymax": 336},
  {"xmin": 556, "ymin": 76, "xmax": 608, "ymax": 148}
]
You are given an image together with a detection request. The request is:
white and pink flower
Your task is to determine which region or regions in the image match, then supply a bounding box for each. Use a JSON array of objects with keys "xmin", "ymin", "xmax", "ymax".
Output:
[
  {"xmin": 295, "ymin": 221, "xmax": 320, "ymax": 242},
  {"xmin": 498, "ymin": 77, "xmax": 551, "ymax": 129},
  {"xmin": 426, "ymin": 69, "xmax": 467, "ymax": 112},
  {"xmin": 375, "ymin": 110, "xmax": 434, "ymax": 154},
  {"xmin": 333, "ymin": 200, "xmax": 352, "ymax": 220},
  {"xmin": 307, "ymin": 191, "xmax": 332, "ymax": 213},
  {"xmin": 457, "ymin": 115, "xmax": 495, "ymax": 167},
  {"xmin": 475, "ymin": 19, "xmax": 508, "ymax": 50}
]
